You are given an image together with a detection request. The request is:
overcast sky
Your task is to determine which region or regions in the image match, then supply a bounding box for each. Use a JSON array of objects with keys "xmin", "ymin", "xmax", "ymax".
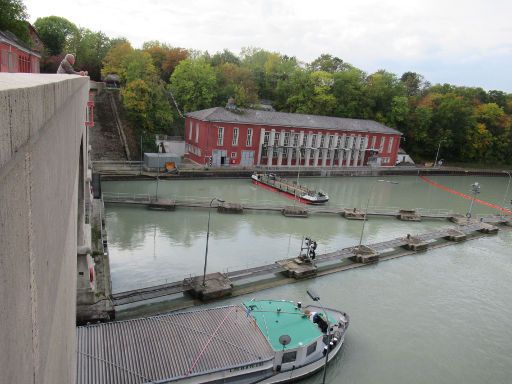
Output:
[{"xmin": 25, "ymin": 0, "xmax": 512, "ymax": 92}]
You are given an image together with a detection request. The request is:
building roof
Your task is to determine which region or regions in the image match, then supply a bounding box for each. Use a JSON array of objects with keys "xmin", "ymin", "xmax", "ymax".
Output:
[
  {"xmin": 76, "ymin": 305, "xmax": 274, "ymax": 384},
  {"xmin": 187, "ymin": 107, "xmax": 402, "ymax": 135},
  {"xmin": 0, "ymin": 30, "xmax": 42, "ymax": 58},
  {"xmin": 243, "ymin": 300, "xmax": 334, "ymax": 351}
]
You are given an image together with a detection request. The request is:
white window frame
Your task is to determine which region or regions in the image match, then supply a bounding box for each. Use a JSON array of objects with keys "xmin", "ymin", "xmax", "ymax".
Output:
[
  {"xmin": 246, "ymin": 128, "xmax": 253, "ymax": 146},
  {"xmin": 371, "ymin": 135, "xmax": 377, "ymax": 149},
  {"xmin": 232, "ymin": 127, "xmax": 239, "ymax": 146},
  {"xmin": 388, "ymin": 137, "xmax": 394, "ymax": 153},
  {"xmin": 379, "ymin": 137, "xmax": 385, "ymax": 152},
  {"xmin": 217, "ymin": 127, "xmax": 224, "ymax": 146},
  {"xmin": 284, "ymin": 132, "xmax": 290, "ymax": 146},
  {"xmin": 195, "ymin": 123, "xmax": 199, "ymax": 143},
  {"xmin": 188, "ymin": 121, "xmax": 193, "ymax": 140}
]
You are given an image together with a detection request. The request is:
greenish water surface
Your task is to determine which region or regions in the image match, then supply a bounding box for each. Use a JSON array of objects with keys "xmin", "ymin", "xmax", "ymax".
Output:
[{"xmin": 102, "ymin": 175, "xmax": 512, "ymax": 384}]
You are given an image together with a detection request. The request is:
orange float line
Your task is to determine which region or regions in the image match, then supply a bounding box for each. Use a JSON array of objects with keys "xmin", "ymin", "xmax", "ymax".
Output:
[{"xmin": 420, "ymin": 176, "xmax": 512, "ymax": 215}]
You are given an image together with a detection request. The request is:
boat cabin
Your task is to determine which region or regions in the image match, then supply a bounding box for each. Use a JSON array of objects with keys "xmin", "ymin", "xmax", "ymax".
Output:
[{"xmin": 244, "ymin": 300, "xmax": 347, "ymax": 373}]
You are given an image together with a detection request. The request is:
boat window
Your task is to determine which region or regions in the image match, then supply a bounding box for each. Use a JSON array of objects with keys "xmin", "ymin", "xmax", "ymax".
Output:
[
  {"xmin": 282, "ymin": 351, "xmax": 297, "ymax": 364},
  {"xmin": 306, "ymin": 342, "xmax": 317, "ymax": 356}
]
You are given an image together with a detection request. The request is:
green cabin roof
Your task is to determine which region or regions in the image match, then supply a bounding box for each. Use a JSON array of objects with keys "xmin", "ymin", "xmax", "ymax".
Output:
[{"xmin": 243, "ymin": 300, "xmax": 330, "ymax": 351}]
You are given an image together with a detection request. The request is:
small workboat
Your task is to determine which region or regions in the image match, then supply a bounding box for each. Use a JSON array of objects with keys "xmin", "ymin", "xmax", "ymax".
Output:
[
  {"xmin": 251, "ymin": 173, "xmax": 329, "ymax": 204},
  {"xmin": 76, "ymin": 299, "xmax": 349, "ymax": 384}
]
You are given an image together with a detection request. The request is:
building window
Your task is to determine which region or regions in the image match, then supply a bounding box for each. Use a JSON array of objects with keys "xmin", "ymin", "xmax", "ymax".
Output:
[
  {"xmin": 380, "ymin": 137, "xmax": 385, "ymax": 152},
  {"xmin": 217, "ymin": 127, "xmax": 224, "ymax": 146},
  {"xmin": 188, "ymin": 121, "xmax": 193, "ymax": 140},
  {"xmin": 360, "ymin": 137, "xmax": 366, "ymax": 149},
  {"xmin": 282, "ymin": 351, "xmax": 297, "ymax": 364},
  {"xmin": 320, "ymin": 135, "xmax": 325, "ymax": 148},
  {"xmin": 273, "ymin": 148, "xmax": 279, "ymax": 158},
  {"xmin": 233, "ymin": 127, "xmax": 239, "ymax": 146},
  {"xmin": 371, "ymin": 136, "xmax": 377, "ymax": 149},
  {"xmin": 274, "ymin": 132, "xmax": 280, "ymax": 146},
  {"xmin": 306, "ymin": 342, "xmax": 317, "ymax": 356},
  {"xmin": 328, "ymin": 135, "xmax": 334, "ymax": 148},
  {"xmin": 337, "ymin": 136, "xmax": 342, "ymax": 148},
  {"xmin": 311, "ymin": 134, "xmax": 317, "ymax": 148},
  {"xmin": 262, "ymin": 146, "xmax": 268, "ymax": 158},
  {"xmin": 195, "ymin": 123, "xmax": 199, "ymax": 143},
  {"xmin": 293, "ymin": 133, "xmax": 299, "ymax": 147},
  {"xmin": 284, "ymin": 132, "xmax": 290, "ymax": 146},
  {"xmin": 388, "ymin": 137, "xmax": 394, "ymax": 153},
  {"xmin": 231, "ymin": 152, "xmax": 237, "ymax": 158},
  {"xmin": 283, "ymin": 149, "xmax": 288, "ymax": 159},
  {"xmin": 264, "ymin": 132, "xmax": 270, "ymax": 145},
  {"xmin": 302, "ymin": 134, "xmax": 307, "ymax": 147},
  {"xmin": 344, "ymin": 136, "xmax": 350, "ymax": 148},
  {"xmin": 246, "ymin": 128, "xmax": 253, "ymax": 146},
  {"xmin": 326, "ymin": 149, "xmax": 331, "ymax": 159}
]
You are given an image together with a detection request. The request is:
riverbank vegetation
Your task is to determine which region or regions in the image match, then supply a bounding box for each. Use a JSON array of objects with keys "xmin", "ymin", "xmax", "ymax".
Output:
[{"xmin": 14, "ymin": 9, "xmax": 510, "ymax": 166}]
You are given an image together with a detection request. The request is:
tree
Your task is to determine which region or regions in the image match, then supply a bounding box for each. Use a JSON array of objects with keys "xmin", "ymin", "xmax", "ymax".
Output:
[
  {"xmin": 389, "ymin": 96, "xmax": 410, "ymax": 130},
  {"xmin": 101, "ymin": 41, "xmax": 134, "ymax": 80},
  {"xmin": 332, "ymin": 67, "xmax": 367, "ymax": 118},
  {"xmin": 364, "ymin": 70, "xmax": 406, "ymax": 123},
  {"xmin": 474, "ymin": 103, "xmax": 506, "ymax": 136},
  {"xmin": 169, "ymin": 59, "xmax": 217, "ymax": 112},
  {"xmin": 161, "ymin": 47, "xmax": 189, "ymax": 81},
  {"xmin": 215, "ymin": 63, "xmax": 257, "ymax": 107},
  {"xmin": 309, "ymin": 54, "xmax": 346, "ymax": 73},
  {"xmin": 0, "ymin": 0, "xmax": 29, "ymax": 43},
  {"xmin": 34, "ymin": 16, "xmax": 77, "ymax": 55},
  {"xmin": 66, "ymin": 28, "xmax": 111, "ymax": 81},
  {"xmin": 211, "ymin": 49, "xmax": 240, "ymax": 67},
  {"xmin": 123, "ymin": 50, "xmax": 157, "ymax": 84},
  {"xmin": 400, "ymin": 71, "xmax": 425, "ymax": 97}
]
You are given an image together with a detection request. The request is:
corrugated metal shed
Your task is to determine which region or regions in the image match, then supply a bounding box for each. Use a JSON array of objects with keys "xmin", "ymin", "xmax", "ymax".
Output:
[
  {"xmin": 76, "ymin": 305, "xmax": 274, "ymax": 384},
  {"xmin": 144, "ymin": 153, "xmax": 181, "ymax": 168}
]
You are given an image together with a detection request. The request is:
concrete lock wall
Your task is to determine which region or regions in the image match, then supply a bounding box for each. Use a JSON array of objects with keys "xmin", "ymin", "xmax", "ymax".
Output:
[{"xmin": 0, "ymin": 74, "xmax": 90, "ymax": 384}]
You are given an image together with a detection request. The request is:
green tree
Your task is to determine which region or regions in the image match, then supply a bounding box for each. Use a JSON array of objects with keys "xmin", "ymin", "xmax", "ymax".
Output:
[
  {"xmin": 389, "ymin": 96, "xmax": 410, "ymax": 130},
  {"xmin": 123, "ymin": 50, "xmax": 157, "ymax": 84},
  {"xmin": 66, "ymin": 28, "xmax": 111, "ymax": 80},
  {"xmin": 474, "ymin": 103, "xmax": 506, "ymax": 136},
  {"xmin": 101, "ymin": 41, "xmax": 134, "ymax": 79},
  {"xmin": 34, "ymin": 16, "xmax": 77, "ymax": 55},
  {"xmin": 364, "ymin": 70, "xmax": 406, "ymax": 123},
  {"xmin": 0, "ymin": 0, "xmax": 29, "ymax": 43},
  {"xmin": 211, "ymin": 49, "xmax": 241, "ymax": 66},
  {"xmin": 309, "ymin": 54, "xmax": 346, "ymax": 73},
  {"xmin": 169, "ymin": 59, "xmax": 217, "ymax": 112},
  {"xmin": 332, "ymin": 67, "xmax": 367, "ymax": 118},
  {"xmin": 400, "ymin": 71, "xmax": 425, "ymax": 97},
  {"xmin": 215, "ymin": 63, "xmax": 257, "ymax": 107}
]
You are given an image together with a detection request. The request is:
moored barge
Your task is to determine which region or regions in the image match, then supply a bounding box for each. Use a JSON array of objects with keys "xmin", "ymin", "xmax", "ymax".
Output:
[
  {"xmin": 77, "ymin": 299, "xmax": 349, "ymax": 383},
  {"xmin": 251, "ymin": 173, "xmax": 329, "ymax": 204}
]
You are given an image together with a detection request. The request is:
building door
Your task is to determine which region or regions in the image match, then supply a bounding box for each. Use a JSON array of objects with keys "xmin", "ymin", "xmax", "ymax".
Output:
[
  {"xmin": 240, "ymin": 150, "xmax": 254, "ymax": 166},
  {"xmin": 213, "ymin": 150, "xmax": 228, "ymax": 166}
]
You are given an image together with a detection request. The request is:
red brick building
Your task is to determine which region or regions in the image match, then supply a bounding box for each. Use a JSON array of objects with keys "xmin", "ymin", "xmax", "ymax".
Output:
[
  {"xmin": 0, "ymin": 30, "xmax": 41, "ymax": 73},
  {"xmin": 185, "ymin": 107, "xmax": 402, "ymax": 167}
]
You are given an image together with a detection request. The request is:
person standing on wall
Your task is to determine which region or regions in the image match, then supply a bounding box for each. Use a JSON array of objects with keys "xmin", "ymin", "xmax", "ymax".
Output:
[{"xmin": 57, "ymin": 54, "xmax": 88, "ymax": 76}]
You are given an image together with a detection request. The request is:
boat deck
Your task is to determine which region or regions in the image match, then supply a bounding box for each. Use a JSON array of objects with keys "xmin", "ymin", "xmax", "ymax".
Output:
[
  {"xmin": 76, "ymin": 305, "xmax": 274, "ymax": 384},
  {"xmin": 244, "ymin": 300, "xmax": 335, "ymax": 351},
  {"xmin": 254, "ymin": 174, "xmax": 319, "ymax": 197}
]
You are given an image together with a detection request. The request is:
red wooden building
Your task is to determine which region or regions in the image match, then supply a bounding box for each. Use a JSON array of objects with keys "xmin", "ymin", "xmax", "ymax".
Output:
[
  {"xmin": 185, "ymin": 107, "xmax": 402, "ymax": 168},
  {"xmin": 0, "ymin": 30, "xmax": 41, "ymax": 73}
]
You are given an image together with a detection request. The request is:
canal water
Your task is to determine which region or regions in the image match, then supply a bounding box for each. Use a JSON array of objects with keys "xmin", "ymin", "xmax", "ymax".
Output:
[{"xmin": 102, "ymin": 175, "xmax": 512, "ymax": 384}]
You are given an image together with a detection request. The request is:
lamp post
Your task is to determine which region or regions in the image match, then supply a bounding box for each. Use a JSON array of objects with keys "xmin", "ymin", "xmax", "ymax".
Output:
[
  {"xmin": 466, "ymin": 182, "xmax": 481, "ymax": 221},
  {"xmin": 202, "ymin": 197, "xmax": 225, "ymax": 287},
  {"xmin": 434, "ymin": 139, "xmax": 445, "ymax": 168},
  {"xmin": 502, "ymin": 171, "xmax": 511, "ymax": 218},
  {"xmin": 358, "ymin": 179, "xmax": 399, "ymax": 251},
  {"xmin": 307, "ymin": 289, "xmax": 330, "ymax": 384}
]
